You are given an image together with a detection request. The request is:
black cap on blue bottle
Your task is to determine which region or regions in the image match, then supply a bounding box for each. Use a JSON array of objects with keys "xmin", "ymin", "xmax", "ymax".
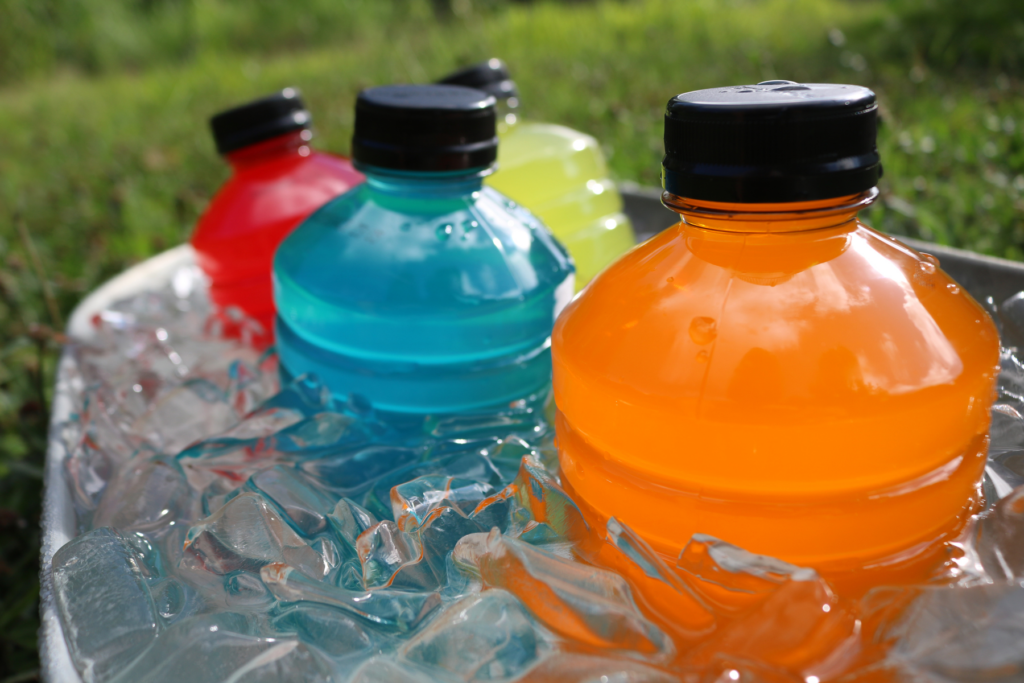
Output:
[
  {"xmin": 662, "ymin": 81, "xmax": 882, "ymax": 203},
  {"xmin": 210, "ymin": 88, "xmax": 311, "ymax": 155},
  {"xmin": 437, "ymin": 59, "xmax": 519, "ymax": 101},
  {"xmin": 352, "ymin": 84, "xmax": 498, "ymax": 172}
]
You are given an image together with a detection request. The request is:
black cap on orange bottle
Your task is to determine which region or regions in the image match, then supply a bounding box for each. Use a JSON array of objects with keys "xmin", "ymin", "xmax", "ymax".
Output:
[{"xmin": 662, "ymin": 81, "xmax": 882, "ymax": 203}]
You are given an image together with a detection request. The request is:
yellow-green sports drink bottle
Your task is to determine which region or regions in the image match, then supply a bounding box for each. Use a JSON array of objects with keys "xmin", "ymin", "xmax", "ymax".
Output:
[{"xmin": 439, "ymin": 59, "xmax": 636, "ymax": 289}]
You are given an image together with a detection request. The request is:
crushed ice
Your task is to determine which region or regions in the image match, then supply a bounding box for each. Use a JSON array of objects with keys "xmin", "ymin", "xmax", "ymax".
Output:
[{"xmin": 51, "ymin": 266, "xmax": 1024, "ymax": 682}]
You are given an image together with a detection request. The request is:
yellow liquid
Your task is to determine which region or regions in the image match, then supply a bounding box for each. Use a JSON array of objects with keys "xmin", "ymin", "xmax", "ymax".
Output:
[{"xmin": 487, "ymin": 120, "xmax": 636, "ymax": 289}]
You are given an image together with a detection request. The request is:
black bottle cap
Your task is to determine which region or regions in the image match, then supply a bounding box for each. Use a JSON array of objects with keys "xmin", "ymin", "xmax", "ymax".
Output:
[
  {"xmin": 437, "ymin": 59, "xmax": 518, "ymax": 101},
  {"xmin": 210, "ymin": 88, "xmax": 311, "ymax": 155},
  {"xmin": 352, "ymin": 84, "xmax": 498, "ymax": 172},
  {"xmin": 662, "ymin": 81, "xmax": 882, "ymax": 203}
]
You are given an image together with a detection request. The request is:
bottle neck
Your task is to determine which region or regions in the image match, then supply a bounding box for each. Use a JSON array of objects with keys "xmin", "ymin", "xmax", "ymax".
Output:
[
  {"xmin": 663, "ymin": 188, "xmax": 879, "ymax": 233},
  {"xmin": 225, "ymin": 129, "xmax": 313, "ymax": 171},
  {"xmin": 362, "ymin": 166, "xmax": 490, "ymax": 199}
]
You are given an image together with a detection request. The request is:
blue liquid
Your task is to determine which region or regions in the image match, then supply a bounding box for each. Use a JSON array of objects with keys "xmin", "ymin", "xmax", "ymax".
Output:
[{"xmin": 272, "ymin": 167, "xmax": 575, "ymax": 414}]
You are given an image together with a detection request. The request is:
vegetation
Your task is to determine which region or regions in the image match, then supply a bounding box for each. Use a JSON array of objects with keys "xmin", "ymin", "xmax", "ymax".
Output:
[{"xmin": 0, "ymin": 0, "xmax": 1021, "ymax": 678}]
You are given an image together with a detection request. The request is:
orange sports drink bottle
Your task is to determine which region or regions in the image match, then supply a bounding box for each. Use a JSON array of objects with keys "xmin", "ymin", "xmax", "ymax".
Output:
[{"xmin": 553, "ymin": 81, "xmax": 1001, "ymax": 590}]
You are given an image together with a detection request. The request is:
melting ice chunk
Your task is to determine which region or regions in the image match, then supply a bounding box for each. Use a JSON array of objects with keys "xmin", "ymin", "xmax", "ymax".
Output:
[
  {"xmin": 247, "ymin": 465, "xmax": 337, "ymax": 537},
  {"xmin": 52, "ymin": 528, "xmax": 160, "ymax": 682},
  {"xmin": 260, "ymin": 563, "xmax": 441, "ymax": 633},
  {"xmin": 399, "ymin": 590, "xmax": 549, "ymax": 681},
  {"xmin": 452, "ymin": 529, "xmax": 672, "ymax": 658},
  {"xmin": 874, "ymin": 582, "xmax": 1024, "ymax": 681},
  {"xmin": 106, "ymin": 613, "xmax": 335, "ymax": 683},
  {"xmin": 92, "ymin": 456, "xmax": 194, "ymax": 532},
  {"xmin": 974, "ymin": 484, "xmax": 1024, "ymax": 581},
  {"xmin": 270, "ymin": 603, "xmax": 394, "ymax": 666},
  {"xmin": 182, "ymin": 492, "xmax": 327, "ymax": 579}
]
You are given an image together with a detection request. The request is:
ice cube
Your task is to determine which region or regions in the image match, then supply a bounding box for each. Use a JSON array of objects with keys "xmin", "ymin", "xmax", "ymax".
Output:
[
  {"xmin": 51, "ymin": 528, "xmax": 159, "ymax": 682},
  {"xmin": 876, "ymin": 582, "xmax": 1024, "ymax": 681},
  {"xmin": 270, "ymin": 602, "xmax": 394, "ymax": 663},
  {"xmin": 997, "ymin": 348, "xmax": 1024, "ymax": 408},
  {"xmin": 362, "ymin": 449, "xmax": 506, "ymax": 523},
  {"xmin": 596, "ymin": 518, "xmax": 716, "ymax": 643},
  {"xmin": 999, "ymin": 292, "xmax": 1024, "ymax": 351},
  {"xmin": 424, "ymin": 391, "xmax": 551, "ymax": 442},
  {"xmin": 452, "ymin": 529, "xmax": 672, "ymax": 659},
  {"xmin": 65, "ymin": 391, "xmax": 142, "ymax": 511},
  {"xmin": 357, "ymin": 520, "xmax": 434, "ymax": 590},
  {"xmin": 680, "ymin": 537, "xmax": 857, "ymax": 680},
  {"xmin": 178, "ymin": 411, "xmax": 362, "ymax": 508},
  {"xmin": 301, "ymin": 446, "xmax": 426, "ymax": 504},
  {"xmin": 150, "ymin": 579, "xmax": 187, "ymax": 622},
  {"xmin": 391, "ymin": 474, "xmax": 496, "ymax": 530},
  {"xmin": 106, "ymin": 613, "xmax": 335, "ymax": 683},
  {"xmin": 327, "ymin": 498, "xmax": 379, "ymax": 562},
  {"xmin": 416, "ymin": 506, "xmax": 487, "ymax": 585},
  {"xmin": 974, "ymin": 485, "xmax": 1024, "ymax": 581},
  {"xmin": 246, "ymin": 465, "xmax": 337, "ymax": 536},
  {"xmin": 129, "ymin": 379, "xmax": 242, "ymax": 455},
  {"xmin": 399, "ymin": 590, "xmax": 549, "ymax": 681},
  {"xmin": 260, "ymin": 562, "xmax": 442, "ymax": 633},
  {"xmin": 222, "ymin": 571, "xmax": 275, "ymax": 610},
  {"xmin": 182, "ymin": 492, "xmax": 327, "ymax": 580},
  {"xmin": 459, "ymin": 456, "xmax": 591, "ymax": 551},
  {"xmin": 676, "ymin": 534, "xmax": 818, "ymax": 615},
  {"xmin": 92, "ymin": 456, "xmax": 195, "ymax": 532}
]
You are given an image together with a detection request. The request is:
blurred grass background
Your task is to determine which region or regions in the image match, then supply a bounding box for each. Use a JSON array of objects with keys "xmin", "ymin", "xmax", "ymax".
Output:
[{"xmin": 0, "ymin": 0, "xmax": 1021, "ymax": 678}]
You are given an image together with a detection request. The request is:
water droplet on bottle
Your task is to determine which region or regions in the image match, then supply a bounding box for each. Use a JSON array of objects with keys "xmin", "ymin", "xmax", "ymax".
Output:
[
  {"xmin": 436, "ymin": 224, "xmax": 453, "ymax": 241},
  {"xmin": 921, "ymin": 252, "xmax": 940, "ymax": 268},
  {"xmin": 462, "ymin": 220, "xmax": 478, "ymax": 232},
  {"xmin": 947, "ymin": 283, "xmax": 960, "ymax": 294},
  {"xmin": 689, "ymin": 316, "xmax": 717, "ymax": 345},
  {"xmin": 919, "ymin": 260, "xmax": 937, "ymax": 275},
  {"xmin": 696, "ymin": 350, "xmax": 710, "ymax": 363}
]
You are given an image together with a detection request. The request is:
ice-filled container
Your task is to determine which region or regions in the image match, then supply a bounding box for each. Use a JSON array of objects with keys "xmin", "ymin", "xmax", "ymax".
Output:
[{"xmin": 40, "ymin": 188, "xmax": 1024, "ymax": 681}]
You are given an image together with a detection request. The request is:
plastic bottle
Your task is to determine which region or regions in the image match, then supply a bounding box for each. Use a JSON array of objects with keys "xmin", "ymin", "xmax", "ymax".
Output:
[
  {"xmin": 192, "ymin": 89, "xmax": 364, "ymax": 345},
  {"xmin": 273, "ymin": 85, "xmax": 575, "ymax": 414},
  {"xmin": 439, "ymin": 59, "xmax": 635, "ymax": 289},
  {"xmin": 552, "ymin": 81, "xmax": 1000, "ymax": 588}
]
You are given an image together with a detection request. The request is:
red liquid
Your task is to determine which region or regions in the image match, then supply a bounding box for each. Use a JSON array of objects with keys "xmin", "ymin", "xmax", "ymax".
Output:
[{"xmin": 191, "ymin": 130, "xmax": 363, "ymax": 346}]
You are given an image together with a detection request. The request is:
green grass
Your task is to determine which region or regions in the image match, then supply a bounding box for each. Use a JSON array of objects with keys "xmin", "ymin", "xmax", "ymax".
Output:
[{"xmin": 0, "ymin": 0, "xmax": 1022, "ymax": 678}]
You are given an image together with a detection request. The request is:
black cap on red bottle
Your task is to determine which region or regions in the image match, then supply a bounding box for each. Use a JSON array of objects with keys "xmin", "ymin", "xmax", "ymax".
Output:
[
  {"xmin": 210, "ymin": 88, "xmax": 311, "ymax": 155},
  {"xmin": 663, "ymin": 81, "xmax": 882, "ymax": 203},
  {"xmin": 437, "ymin": 59, "xmax": 519, "ymax": 101},
  {"xmin": 352, "ymin": 84, "xmax": 498, "ymax": 172}
]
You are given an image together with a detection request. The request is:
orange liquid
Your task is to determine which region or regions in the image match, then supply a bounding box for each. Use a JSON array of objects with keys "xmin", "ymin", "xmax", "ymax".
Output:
[{"xmin": 552, "ymin": 191, "xmax": 1000, "ymax": 590}]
